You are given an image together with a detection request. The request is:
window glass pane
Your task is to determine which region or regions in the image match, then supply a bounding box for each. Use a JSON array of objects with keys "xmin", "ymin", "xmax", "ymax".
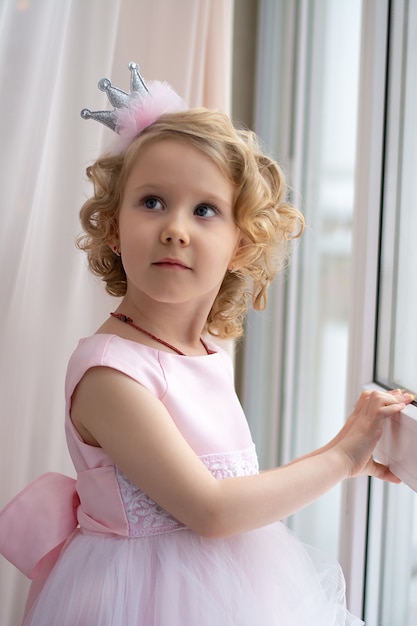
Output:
[
  {"xmin": 241, "ymin": 0, "xmax": 362, "ymax": 562},
  {"xmin": 376, "ymin": 0, "xmax": 417, "ymax": 394},
  {"xmin": 287, "ymin": 0, "xmax": 362, "ymax": 556},
  {"xmin": 366, "ymin": 483, "xmax": 417, "ymax": 625},
  {"xmin": 380, "ymin": 486, "xmax": 417, "ymax": 625}
]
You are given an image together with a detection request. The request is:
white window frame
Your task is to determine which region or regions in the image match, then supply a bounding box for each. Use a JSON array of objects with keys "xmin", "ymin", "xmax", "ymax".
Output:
[
  {"xmin": 339, "ymin": 0, "xmax": 388, "ymax": 614},
  {"xmin": 371, "ymin": 0, "xmax": 417, "ymax": 492}
]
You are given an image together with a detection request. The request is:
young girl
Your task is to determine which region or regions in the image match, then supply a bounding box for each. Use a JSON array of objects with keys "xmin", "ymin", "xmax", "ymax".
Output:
[{"xmin": 0, "ymin": 62, "xmax": 412, "ymax": 626}]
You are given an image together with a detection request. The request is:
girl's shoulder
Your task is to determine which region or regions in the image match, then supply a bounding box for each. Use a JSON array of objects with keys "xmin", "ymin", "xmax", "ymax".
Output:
[{"xmin": 65, "ymin": 334, "xmax": 167, "ymax": 401}]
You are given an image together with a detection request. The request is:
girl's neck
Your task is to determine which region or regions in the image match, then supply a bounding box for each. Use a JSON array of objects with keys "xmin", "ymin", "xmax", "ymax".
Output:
[
  {"xmin": 110, "ymin": 312, "xmax": 214, "ymax": 356},
  {"xmin": 111, "ymin": 297, "xmax": 210, "ymax": 356}
]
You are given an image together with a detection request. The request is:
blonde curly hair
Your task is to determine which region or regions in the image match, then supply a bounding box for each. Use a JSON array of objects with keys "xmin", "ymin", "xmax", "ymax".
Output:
[{"xmin": 77, "ymin": 109, "xmax": 304, "ymax": 339}]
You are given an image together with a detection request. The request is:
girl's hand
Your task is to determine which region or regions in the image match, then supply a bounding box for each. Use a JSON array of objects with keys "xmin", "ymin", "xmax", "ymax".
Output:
[{"xmin": 333, "ymin": 389, "xmax": 413, "ymax": 482}]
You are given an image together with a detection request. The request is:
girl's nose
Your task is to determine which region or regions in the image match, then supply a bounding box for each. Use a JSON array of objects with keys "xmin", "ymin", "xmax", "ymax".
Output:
[{"xmin": 160, "ymin": 213, "xmax": 190, "ymax": 246}]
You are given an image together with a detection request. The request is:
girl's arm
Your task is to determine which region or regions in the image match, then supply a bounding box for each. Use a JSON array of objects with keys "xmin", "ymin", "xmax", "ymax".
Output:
[{"xmin": 71, "ymin": 367, "xmax": 411, "ymax": 539}]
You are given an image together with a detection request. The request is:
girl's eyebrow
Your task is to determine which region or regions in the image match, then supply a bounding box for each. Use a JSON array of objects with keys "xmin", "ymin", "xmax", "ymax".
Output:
[{"xmin": 129, "ymin": 183, "xmax": 162, "ymax": 193}]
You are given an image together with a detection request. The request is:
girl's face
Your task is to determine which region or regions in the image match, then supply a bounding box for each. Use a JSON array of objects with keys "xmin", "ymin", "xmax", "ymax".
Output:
[{"xmin": 113, "ymin": 138, "xmax": 240, "ymax": 310}]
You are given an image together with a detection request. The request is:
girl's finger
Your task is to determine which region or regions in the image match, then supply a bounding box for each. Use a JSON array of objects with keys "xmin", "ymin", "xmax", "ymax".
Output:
[
  {"xmin": 378, "ymin": 402, "xmax": 405, "ymax": 416},
  {"xmin": 368, "ymin": 459, "xmax": 401, "ymax": 484},
  {"xmin": 353, "ymin": 389, "xmax": 372, "ymax": 412},
  {"xmin": 362, "ymin": 390, "xmax": 412, "ymax": 413}
]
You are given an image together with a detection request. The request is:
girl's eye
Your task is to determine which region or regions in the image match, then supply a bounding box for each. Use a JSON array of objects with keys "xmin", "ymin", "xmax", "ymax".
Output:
[
  {"xmin": 194, "ymin": 204, "xmax": 217, "ymax": 218},
  {"xmin": 143, "ymin": 197, "xmax": 163, "ymax": 210}
]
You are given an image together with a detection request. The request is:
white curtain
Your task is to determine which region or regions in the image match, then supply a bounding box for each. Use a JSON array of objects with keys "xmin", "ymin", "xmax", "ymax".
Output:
[{"xmin": 0, "ymin": 1, "xmax": 233, "ymax": 623}]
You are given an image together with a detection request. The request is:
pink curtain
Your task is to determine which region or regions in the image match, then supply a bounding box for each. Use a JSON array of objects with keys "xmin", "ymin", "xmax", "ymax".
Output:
[{"xmin": 0, "ymin": 1, "xmax": 233, "ymax": 623}]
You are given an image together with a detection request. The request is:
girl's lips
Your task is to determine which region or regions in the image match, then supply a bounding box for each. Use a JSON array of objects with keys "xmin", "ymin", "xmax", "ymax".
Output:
[{"xmin": 153, "ymin": 258, "xmax": 191, "ymax": 270}]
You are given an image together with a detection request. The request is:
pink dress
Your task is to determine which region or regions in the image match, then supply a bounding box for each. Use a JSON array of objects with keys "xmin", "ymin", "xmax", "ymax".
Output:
[{"xmin": 0, "ymin": 335, "xmax": 363, "ymax": 625}]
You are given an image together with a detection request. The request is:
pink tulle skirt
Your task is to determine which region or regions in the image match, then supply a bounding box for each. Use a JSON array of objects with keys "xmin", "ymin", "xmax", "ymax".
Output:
[{"xmin": 22, "ymin": 522, "xmax": 363, "ymax": 626}]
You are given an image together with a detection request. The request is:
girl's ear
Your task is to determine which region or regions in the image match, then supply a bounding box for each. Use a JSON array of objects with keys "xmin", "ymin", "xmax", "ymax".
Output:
[{"xmin": 107, "ymin": 240, "xmax": 121, "ymax": 257}]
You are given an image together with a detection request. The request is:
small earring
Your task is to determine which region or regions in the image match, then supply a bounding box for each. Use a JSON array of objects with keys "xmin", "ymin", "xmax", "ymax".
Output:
[{"xmin": 113, "ymin": 246, "xmax": 121, "ymax": 257}]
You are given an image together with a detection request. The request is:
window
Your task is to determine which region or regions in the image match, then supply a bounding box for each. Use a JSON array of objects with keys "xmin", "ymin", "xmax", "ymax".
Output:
[
  {"xmin": 361, "ymin": 1, "xmax": 417, "ymax": 624},
  {"xmin": 237, "ymin": 0, "xmax": 417, "ymax": 621}
]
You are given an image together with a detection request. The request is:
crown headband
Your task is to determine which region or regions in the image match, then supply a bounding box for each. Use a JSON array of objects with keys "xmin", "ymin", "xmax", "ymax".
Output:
[{"xmin": 81, "ymin": 62, "xmax": 188, "ymax": 152}]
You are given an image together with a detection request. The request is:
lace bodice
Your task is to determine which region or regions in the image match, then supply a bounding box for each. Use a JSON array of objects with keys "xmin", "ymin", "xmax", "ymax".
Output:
[{"xmin": 115, "ymin": 446, "xmax": 259, "ymax": 537}]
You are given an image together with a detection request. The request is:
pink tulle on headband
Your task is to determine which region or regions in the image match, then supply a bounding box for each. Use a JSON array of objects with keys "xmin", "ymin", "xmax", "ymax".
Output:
[{"xmin": 113, "ymin": 81, "xmax": 188, "ymax": 152}]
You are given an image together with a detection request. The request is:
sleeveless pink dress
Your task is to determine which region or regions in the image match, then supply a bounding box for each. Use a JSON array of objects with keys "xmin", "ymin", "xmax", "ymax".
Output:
[{"xmin": 0, "ymin": 334, "xmax": 363, "ymax": 625}]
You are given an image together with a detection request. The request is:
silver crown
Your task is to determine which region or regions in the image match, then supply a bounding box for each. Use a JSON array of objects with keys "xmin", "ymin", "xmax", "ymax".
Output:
[{"xmin": 81, "ymin": 62, "xmax": 149, "ymax": 132}]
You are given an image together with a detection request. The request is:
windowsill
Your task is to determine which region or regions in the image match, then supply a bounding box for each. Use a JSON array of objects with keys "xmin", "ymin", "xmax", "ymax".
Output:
[{"xmin": 372, "ymin": 392, "xmax": 417, "ymax": 493}]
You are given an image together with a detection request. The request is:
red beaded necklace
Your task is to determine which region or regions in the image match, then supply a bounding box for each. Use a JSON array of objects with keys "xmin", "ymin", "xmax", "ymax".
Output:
[{"xmin": 110, "ymin": 312, "xmax": 212, "ymax": 356}]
